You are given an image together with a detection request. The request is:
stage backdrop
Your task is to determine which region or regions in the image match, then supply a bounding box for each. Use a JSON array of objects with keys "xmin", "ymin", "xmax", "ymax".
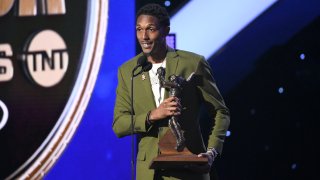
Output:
[
  {"xmin": 45, "ymin": 0, "xmax": 320, "ymax": 179},
  {"xmin": 45, "ymin": 0, "xmax": 135, "ymax": 179}
]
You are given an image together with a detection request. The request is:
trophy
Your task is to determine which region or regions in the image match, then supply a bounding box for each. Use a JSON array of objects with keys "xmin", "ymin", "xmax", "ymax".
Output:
[{"xmin": 149, "ymin": 67, "xmax": 208, "ymax": 169}]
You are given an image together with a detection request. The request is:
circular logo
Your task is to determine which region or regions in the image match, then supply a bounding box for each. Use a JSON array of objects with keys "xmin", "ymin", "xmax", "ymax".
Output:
[{"xmin": 23, "ymin": 30, "xmax": 69, "ymax": 87}]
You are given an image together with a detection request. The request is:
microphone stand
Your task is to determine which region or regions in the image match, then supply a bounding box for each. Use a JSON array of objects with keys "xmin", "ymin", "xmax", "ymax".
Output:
[
  {"xmin": 130, "ymin": 68, "xmax": 141, "ymax": 180},
  {"xmin": 130, "ymin": 62, "xmax": 152, "ymax": 180},
  {"xmin": 130, "ymin": 69, "xmax": 135, "ymax": 180}
]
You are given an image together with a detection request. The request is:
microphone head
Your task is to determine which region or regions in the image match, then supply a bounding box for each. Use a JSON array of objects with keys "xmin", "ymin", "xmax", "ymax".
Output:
[
  {"xmin": 137, "ymin": 55, "xmax": 147, "ymax": 67},
  {"xmin": 143, "ymin": 62, "xmax": 152, "ymax": 72},
  {"xmin": 132, "ymin": 56, "xmax": 152, "ymax": 77}
]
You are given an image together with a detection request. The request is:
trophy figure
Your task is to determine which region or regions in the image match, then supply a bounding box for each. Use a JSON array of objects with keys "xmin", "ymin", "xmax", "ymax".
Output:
[
  {"xmin": 149, "ymin": 67, "xmax": 208, "ymax": 169},
  {"xmin": 162, "ymin": 73, "xmax": 186, "ymax": 152}
]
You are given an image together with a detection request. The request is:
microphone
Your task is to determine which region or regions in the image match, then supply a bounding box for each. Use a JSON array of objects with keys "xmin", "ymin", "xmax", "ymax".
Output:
[
  {"xmin": 133, "ymin": 55, "xmax": 147, "ymax": 71},
  {"xmin": 142, "ymin": 62, "xmax": 152, "ymax": 72},
  {"xmin": 133, "ymin": 56, "xmax": 152, "ymax": 77}
]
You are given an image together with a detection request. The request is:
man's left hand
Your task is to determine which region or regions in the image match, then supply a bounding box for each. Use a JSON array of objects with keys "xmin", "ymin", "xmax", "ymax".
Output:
[{"xmin": 184, "ymin": 150, "xmax": 216, "ymax": 173}]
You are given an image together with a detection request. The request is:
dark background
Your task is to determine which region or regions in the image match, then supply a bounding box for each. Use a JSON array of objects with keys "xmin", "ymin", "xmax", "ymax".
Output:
[{"xmin": 136, "ymin": 0, "xmax": 320, "ymax": 179}]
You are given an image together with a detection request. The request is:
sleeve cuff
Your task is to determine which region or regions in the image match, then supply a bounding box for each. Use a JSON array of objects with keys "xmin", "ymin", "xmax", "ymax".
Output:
[{"xmin": 207, "ymin": 147, "xmax": 219, "ymax": 158}]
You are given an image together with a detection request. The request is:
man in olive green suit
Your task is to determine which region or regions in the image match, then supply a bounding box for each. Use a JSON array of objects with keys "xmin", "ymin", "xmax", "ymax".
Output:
[{"xmin": 113, "ymin": 4, "xmax": 230, "ymax": 180}]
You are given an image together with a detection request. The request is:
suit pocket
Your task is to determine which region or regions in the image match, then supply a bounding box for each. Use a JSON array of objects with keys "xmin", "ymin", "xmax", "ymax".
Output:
[{"xmin": 137, "ymin": 150, "xmax": 146, "ymax": 161}]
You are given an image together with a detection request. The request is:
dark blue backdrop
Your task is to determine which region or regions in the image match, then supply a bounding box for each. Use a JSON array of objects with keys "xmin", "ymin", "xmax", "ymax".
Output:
[{"xmin": 45, "ymin": 1, "xmax": 134, "ymax": 179}]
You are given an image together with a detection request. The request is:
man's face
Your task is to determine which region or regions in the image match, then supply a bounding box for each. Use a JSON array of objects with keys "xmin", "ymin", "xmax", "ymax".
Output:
[{"xmin": 136, "ymin": 15, "xmax": 168, "ymax": 56}]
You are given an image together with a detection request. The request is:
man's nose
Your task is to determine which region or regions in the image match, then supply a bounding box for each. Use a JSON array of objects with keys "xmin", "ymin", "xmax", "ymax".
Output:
[{"xmin": 142, "ymin": 30, "xmax": 149, "ymax": 39}]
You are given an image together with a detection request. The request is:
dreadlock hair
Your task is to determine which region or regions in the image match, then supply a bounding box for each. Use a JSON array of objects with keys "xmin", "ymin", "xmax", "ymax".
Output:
[{"xmin": 136, "ymin": 3, "xmax": 170, "ymax": 27}]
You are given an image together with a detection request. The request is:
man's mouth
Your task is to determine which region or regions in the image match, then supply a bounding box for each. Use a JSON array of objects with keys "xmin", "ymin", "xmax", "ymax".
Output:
[{"xmin": 141, "ymin": 42, "xmax": 152, "ymax": 49}]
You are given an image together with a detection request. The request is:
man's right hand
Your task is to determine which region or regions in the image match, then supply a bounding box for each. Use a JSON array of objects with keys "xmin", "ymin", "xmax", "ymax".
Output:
[{"xmin": 148, "ymin": 97, "xmax": 181, "ymax": 122}]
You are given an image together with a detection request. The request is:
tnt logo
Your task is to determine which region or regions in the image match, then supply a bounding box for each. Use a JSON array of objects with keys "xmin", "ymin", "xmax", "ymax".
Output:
[{"xmin": 22, "ymin": 30, "xmax": 69, "ymax": 87}]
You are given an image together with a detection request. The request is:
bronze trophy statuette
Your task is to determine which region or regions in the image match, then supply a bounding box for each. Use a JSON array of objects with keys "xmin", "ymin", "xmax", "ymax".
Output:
[{"xmin": 149, "ymin": 67, "xmax": 208, "ymax": 169}]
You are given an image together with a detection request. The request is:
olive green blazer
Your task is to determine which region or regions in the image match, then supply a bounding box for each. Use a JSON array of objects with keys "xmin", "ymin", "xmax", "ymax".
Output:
[{"xmin": 113, "ymin": 47, "xmax": 230, "ymax": 180}]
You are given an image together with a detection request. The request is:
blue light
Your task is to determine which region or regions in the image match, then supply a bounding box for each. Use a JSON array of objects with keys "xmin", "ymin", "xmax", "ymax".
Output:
[
  {"xmin": 250, "ymin": 108, "xmax": 256, "ymax": 115},
  {"xmin": 106, "ymin": 152, "xmax": 113, "ymax": 160},
  {"xmin": 291, "ymin": 163, "xmax": 297, "ymax": 170},
  {"xmin": 300, "ymin": 53, "xmax": 305, "ymax": 60},
  {"xmin": 164, "ymin": 1, "xmax": 171, "ymax": 7},
  {"xmin": 226, "ymin": 130, "xmax": 231, "ymax": 137},
  {"xmin": 278, "ymin": 87, "xmax": 284, "ymax": 94},
  {"xmin": 166, "ymin": 34, "xmax": 176, "ymax": 49},
  {"xmin": 94, "ymin": 71, "xmax": 117, "ymax": 99}
]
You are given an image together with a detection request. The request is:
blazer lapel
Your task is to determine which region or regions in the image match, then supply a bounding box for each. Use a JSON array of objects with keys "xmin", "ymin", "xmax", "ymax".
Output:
[
  {"xmin": 140, "ymin": 71, "xmax": 157, "ymax": 109},
  {"xmin": 133, "ymin": 53, "xmax": 156, "ymax": 111}
]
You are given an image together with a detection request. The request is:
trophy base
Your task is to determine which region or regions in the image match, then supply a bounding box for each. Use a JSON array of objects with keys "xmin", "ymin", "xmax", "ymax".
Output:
[{"xmin": 149, "ymin": 154, "xmax": 208, "ymax": 169}]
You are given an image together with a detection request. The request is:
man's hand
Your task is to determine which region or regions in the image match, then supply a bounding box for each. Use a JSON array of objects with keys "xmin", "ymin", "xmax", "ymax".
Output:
[
  {"xmin": 148, "ymin": 97, "xmax": 181, "ymax": 122},
  {"xmin": 194, "ymin": 151, "xmax": 215, "ymax": 173},
  {"xmin": 184, "ymin": 149, "xmax": 217, "ymax": 173}
]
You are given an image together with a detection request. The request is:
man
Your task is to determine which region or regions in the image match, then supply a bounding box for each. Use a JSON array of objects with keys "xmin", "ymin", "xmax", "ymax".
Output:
[{"xmin": 113, "ymin": 3, "xmax": 230, "ymax": 180}]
